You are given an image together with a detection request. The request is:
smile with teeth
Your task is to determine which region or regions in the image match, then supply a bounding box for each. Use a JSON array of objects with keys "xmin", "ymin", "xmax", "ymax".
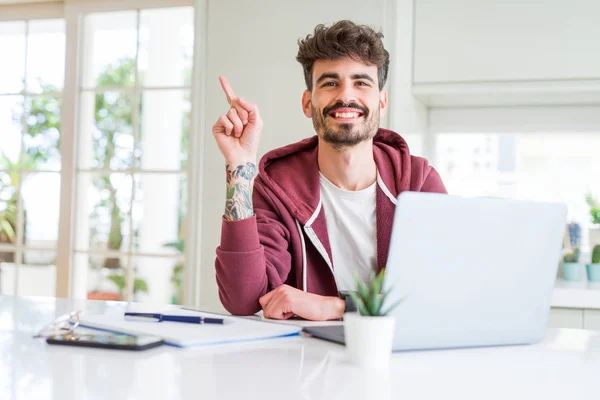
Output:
[{"xmin": 331, "ymin": 112, "xmax": 363, "ymax": 119}]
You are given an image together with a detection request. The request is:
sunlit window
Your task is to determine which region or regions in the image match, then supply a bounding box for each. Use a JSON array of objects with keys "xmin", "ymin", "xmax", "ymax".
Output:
[
  {"xmin": 437, "ymin": 133, "xmax": 600, "ymax": 253},
  {"xmin": 74, "ymin": 7, "xmax": 193, "ymax": 304},
  {"xmin": 0, "ymin": 19, "xmax": 65, "ymax": 296}
]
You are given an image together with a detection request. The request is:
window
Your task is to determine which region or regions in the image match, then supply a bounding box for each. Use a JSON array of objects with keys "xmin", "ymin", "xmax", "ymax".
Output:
[
  {"xmin": 436, "ymin": 133, "xmax": 600, "ymax": 252},
  {"xmin": 0, "ymin": 19, "xmax": 65, "ymax": 296},
  {"xmin": 73, "ymin": 7, "xmax": 193, "ymax": 304},
  {"xmin": 0, "ymin": 2, "xmax": 196, "ymax": 304}
]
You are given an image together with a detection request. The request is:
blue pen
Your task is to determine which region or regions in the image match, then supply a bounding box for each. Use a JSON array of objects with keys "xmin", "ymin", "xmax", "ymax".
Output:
[{"xmin": 124, "ymin": 312, "xmax": 224, "ymax": 324}]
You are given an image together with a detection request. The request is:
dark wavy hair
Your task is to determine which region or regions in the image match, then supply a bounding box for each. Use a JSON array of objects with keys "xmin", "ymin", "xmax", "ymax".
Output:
[{"xmin": 296, "ymin": 20, "xmax": 390, "ymax": 91}]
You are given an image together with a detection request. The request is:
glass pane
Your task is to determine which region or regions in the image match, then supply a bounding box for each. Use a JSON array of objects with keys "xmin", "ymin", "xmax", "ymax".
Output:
[
  {"xmin": 82, "ymin": 11, "xmax": 137, "ymax": 89},
  {"xmin": 132, "ymin": 173, "xmax": 187, "ymax": 255},
  {"xmin": 0, "ymin": 96, "xmax": 24, "ymax": 169},
  {"xmin": 436, "ymin": 133, "xmax": 600, "ymax": 250},
  {"xmin": 78, "ymin": 91, "xmax": 134, "ymax": 170},
  {"xmin": 132, "ymin": 255, "xmax": 183, "ymax": 304},
  {"xmin": 138, "ymin": 7, "xmax": 193, "ymax": 87},
  {"xmin": 22, "ymin": 173, "xmax": 60, "ymax": 249},
  {"xmin": 136, "ymin": 90, "xmax": 189, "ymax": 170},
  {"xmin": 74, "ymin": 173, "xmax": 133, "ymax": 261},
  {"xmin": 24, "ymin": 96, "xmax": 61, "ymax": 171},
  {"xmin": 19, "ymin": 251, "xmax": 56, "ymax": 296},
  {"xmin": 77, "ymin": 253, "xmax": 127, "ymax": 301},
  {"xmin": 0, "ymin": 21, "xmax": 26, "ymax": 93},
  {"xmin": 0, "ymin": 252, "xmax": 16, "ymax": 295},
  {"xmin": 26, "ymin": 19, "xmax": 66, "ymax": 93},
  {"xmin": 0, "ymin": 171, "xmax": 22, "ymax": 250}
]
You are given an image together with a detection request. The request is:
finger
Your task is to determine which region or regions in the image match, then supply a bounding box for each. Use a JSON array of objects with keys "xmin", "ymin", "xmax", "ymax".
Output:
[
  {"xmin": 219, "ymin": 76, "xmax": 236, "ymax": 105},
  {"xmin": 231, "ymin": 100, "xmax": 249, "ymax": 125},
  {"xmin": 264, "ymin": 290, "xmax": 294, "ymax": 320},
  {"xmin": 237, "ymin": 97, "xmax": 257, "ymax": 119},
  {"xmin": 259, "ymin": 288, "xmax": 278, "ymax": 309},
  {"xmin": 237, "ymin": 97, "xmax": 261, "ymax": 127},
  {"xmin": 226, "ymin": 108, "xmax": 244, "ymax": 137},
  {"xmin": 217, "ymin": 115, "xmax": 234, "ymax": 136},
  {"xmin": 264, "ymin": 294, "xmax": 287, "ymax": 320}
]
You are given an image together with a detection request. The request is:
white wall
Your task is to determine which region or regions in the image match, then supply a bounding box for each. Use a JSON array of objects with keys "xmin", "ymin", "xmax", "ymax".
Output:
[
  {"xmin": 430, "ymin": 106, "xmax": 600, "ymax": 134},
  {"xmin": 197, "ymin": 0, "xmax": 395, "ymax": 312},
  {"xmin": 414, "ymin": 0, "xmax": 600, "ymax": 83}
]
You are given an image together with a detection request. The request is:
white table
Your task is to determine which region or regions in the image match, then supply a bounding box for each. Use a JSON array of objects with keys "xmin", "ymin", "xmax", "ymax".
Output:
[{"xmin": 1, "ymin": 296, "xmax": 600, "ymax": 400}]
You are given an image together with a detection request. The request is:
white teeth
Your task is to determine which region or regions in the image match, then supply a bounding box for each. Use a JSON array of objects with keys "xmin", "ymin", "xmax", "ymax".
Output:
[{"xmin": 333, "ymin": 112, "xmax": 360, "ymax": 118}]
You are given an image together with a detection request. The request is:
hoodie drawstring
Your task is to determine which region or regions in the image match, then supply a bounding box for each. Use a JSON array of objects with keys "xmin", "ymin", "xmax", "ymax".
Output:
[{"xmin": 295, "ymin": 219, "xmax": 308, "ymax": 292}]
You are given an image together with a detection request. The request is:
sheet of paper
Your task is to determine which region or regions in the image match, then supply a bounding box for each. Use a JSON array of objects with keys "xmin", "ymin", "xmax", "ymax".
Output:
[{"xmin": 79, "ymin": 309, "xmax": 301, "ymax": 348}]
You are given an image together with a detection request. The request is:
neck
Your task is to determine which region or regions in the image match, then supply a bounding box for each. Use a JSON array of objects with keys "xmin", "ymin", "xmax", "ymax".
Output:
[{"xmin": 318, "ymin": 139, "xmax": 377, "ymax": 191}]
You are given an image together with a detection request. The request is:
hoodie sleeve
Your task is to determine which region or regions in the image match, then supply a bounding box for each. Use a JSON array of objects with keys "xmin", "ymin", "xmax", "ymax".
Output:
[
  {"xmin": 421, "ymin": 166, "xmax": 448, "ymax": 194},
  {"xmin": 215, "ymin": 187, "xmax": 292, "ymax": 316}
]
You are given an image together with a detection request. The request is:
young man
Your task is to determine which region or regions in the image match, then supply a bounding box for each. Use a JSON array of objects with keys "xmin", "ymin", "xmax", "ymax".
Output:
[{"xmin": 213, "ymin": 20, "xmax": 447, "ymax": 321}]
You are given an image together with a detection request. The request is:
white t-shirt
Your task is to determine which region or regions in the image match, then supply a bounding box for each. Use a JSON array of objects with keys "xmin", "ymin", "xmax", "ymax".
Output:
[{"xmin": 319, "ymin": 172, "xmax": 377, "ymax": 291}]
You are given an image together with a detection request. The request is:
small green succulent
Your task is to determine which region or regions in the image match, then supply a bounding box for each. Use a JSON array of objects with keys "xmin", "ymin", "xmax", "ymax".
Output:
[
  {"xmin": 592, "ymin": 245, "xmax": 600, "ymax": 264},
  {"xmin": 349, "ymin": 268, "xmax": 402, "ymax": 317},
  {"xmin": 585, "ymin": 193, "xmax": 600, "ymax": 225},
  {"xmin": 563, "ymin": 247, "xmax": 581, "ymax": 263}
]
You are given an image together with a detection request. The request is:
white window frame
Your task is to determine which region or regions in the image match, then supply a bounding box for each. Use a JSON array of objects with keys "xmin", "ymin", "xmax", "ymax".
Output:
[
  {"xmin": 0, "ymin": 0, "xmax": 206, "ymax": 306},
  {"xmin": 0, "ymin": 4, "xmax": 66, "ymax": 296}
]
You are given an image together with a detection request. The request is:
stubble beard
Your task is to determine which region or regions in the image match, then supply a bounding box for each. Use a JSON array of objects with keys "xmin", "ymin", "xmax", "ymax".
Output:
[{"xmin": 312, "ymin": 104, "xmax": 380, "ymax": 151}]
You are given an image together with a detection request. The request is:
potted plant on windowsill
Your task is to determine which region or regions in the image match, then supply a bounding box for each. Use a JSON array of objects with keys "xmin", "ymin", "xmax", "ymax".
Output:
[
  {"xmin": 562, "ymin": 247, "xmax": 583, "ymax": 281},
  {"xmin": 585, "ymin": 193, "xmax": 600, "ymax": 249},
  {"xmin": 586, "ymin": 245, "xmax": 600, "ymax": 282},
  {"xmin": 344, "ymin": 269, "xmax": 402, "ymax": 368},
  {"xmin": 105, "ymin": 273, "xmax": 149, "ymax": 302}
]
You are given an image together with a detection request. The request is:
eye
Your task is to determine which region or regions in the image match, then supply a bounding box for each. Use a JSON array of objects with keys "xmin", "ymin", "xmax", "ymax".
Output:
[
  {"xmin": 322, "ymin": 81, "xmax": 337, "ymax": 87},
  {"xmin": 356, "ymin": 81, "xmax": 370, "ymax": 87}
]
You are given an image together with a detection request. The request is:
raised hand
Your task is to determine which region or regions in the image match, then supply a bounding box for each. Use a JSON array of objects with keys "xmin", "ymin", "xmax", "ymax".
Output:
[
  {"xmin": 213, "ymin": 77, "xmax": 263, "ymax": 221},
  {"xmin": 212, "ymin": 76, "xmax": 263, "ymax": 165}
]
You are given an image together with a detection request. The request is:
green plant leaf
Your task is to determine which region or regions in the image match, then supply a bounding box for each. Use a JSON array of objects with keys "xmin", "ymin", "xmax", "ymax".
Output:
[
  {"xmin": 163, "ymin": 239, "xmax": 185, "ymax": 253},
  {"xmin": 0, "ymin": 219, "xmax": 16, "ymax": 240},
  {"xmin": 372, "ymin": 269, "xmax": 385, "ymax": 296},
  {"xmin": 134, "ymin": 278, "xmax": 149, "ymax": 294},
  {"xmin": 106, "ymin": 274, "xmax": 125, "ymax": 292},
  {"xmin": 586, "ymin": 193, "xmax": 600, "ymax": 225},
  {"xmin": 349, "ymin": 291, "xmax": 371, "ymax": 316},
  {"xmin": 592, "ymin": 245, "xmax": 600, "ymax": 264},
  {"xmin": 355, "ymin": 275, "xmax": 370, "ymax": 302},
  {"xmin": 369, "ymin": 293, "xmax": 385, "ymax": 316}
]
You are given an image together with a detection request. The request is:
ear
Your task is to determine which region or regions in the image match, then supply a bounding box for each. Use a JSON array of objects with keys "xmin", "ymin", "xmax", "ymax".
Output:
[
  {"xmin": 379, "ymin": 90, "xmax": 388, "ymax": 117},
  {"xmin": 302, "ymin": 90, "xmax": 313, "ymax": 118}
]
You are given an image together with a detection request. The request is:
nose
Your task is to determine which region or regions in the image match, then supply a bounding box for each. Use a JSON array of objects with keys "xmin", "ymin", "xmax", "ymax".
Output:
[{"xmin": 334, "ymin": 80, "xmax": 358, "ymax": 104}]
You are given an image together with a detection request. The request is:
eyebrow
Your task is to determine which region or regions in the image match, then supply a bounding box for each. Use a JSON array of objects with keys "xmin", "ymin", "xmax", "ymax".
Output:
[
  {"xmin": 351, "ymin": 74, "xmax": 375, "ymax": 83},
  {"xmin": 315, "ymin": 72, "xmax": 376, "ymax": 85}
]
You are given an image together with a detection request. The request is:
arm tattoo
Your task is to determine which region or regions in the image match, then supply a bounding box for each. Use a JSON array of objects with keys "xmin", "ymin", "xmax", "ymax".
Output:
[{"xmin": 224, "ymin": 162, "xmax": 257, "ymax": 221}]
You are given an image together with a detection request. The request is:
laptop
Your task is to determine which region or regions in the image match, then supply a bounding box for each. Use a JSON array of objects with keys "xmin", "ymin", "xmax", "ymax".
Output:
[{"xmin": 304, "ymin": 192, "xmax": 567, "ymax": 351}]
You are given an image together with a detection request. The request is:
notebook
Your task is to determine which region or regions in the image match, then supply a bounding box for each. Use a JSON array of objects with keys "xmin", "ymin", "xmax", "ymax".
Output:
[{"xmin": 79, "ymin": 309, "xmax": 302, "ymax": 348}]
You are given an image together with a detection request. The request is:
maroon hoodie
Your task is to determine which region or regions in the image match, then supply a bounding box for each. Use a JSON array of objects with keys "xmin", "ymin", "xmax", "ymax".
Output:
[{"xmin": 215, "ymin": 128, "xmax": 447, "ymax": 316}]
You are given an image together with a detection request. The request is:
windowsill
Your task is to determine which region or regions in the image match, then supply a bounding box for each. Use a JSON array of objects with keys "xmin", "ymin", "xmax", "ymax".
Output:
[{"xmin": 552, "ymin": 278, "xmax": 600, "ymax": 310}]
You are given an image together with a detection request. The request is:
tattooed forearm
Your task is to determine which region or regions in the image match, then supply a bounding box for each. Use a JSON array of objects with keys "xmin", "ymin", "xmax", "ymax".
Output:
[{"xmin": 224, "ymin": 162, "xmax": 257, "ymax": 221}]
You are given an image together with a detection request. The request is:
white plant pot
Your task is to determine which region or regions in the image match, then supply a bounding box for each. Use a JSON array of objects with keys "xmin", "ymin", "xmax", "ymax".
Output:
[
  {"xmin": 344, "ymin": 312, "xmax": 395, "ymax": 368},
  {"xmin": 589, "ymin": 228, "xmax": 600, "ymax": 249}
]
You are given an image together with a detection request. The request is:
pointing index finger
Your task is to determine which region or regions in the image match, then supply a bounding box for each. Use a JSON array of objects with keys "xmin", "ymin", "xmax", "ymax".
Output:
[{"xmin": 219, "ymin": 76, "xmax": 236, "ymax": 105}]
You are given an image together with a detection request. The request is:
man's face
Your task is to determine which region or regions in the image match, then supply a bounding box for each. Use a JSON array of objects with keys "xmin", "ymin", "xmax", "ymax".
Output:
[{"xmin": 302, "ymin": 57, "xmax": 387, "ymax": 150}]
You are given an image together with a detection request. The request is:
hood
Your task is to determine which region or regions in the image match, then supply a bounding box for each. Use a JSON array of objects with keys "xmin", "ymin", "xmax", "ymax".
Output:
[{"xmin": 256, "ymin": 128, "xmax": 413, "ymax": 225}]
